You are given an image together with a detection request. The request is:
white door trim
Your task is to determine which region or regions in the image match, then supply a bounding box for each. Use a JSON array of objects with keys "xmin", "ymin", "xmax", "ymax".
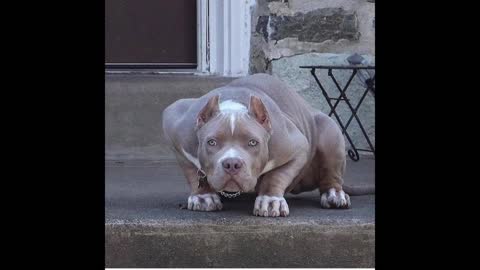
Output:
[{"xmin": 197, "ymin": 0, "xmax": 255, "ymax": 77}]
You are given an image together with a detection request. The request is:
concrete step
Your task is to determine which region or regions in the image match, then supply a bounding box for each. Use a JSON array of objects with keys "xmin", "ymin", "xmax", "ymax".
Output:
[
  {"xmin": 105, "ymin": 74, "xmax": 235, "ymax": 160},
  {"xmin": 105, "ymin": 157, "xmax": 375, "ymax": 268}
]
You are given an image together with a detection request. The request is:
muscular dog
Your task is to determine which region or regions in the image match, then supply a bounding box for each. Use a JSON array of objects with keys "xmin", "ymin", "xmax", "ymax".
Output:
[{"xmin": 162, "ymin": 73, "xmax": 374, "ymax": 217}]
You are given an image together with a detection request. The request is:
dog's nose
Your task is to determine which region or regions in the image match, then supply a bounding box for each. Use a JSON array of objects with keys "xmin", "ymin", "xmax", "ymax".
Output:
[{"xmin": 222, "ymin": 158, "xmax": 243, "ymax": 175}]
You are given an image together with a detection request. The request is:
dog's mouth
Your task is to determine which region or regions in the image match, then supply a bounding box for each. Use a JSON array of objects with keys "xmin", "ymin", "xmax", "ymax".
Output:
[{"xmin": 221, "ymin": 179, "xmax": 241, "ymax": 192}]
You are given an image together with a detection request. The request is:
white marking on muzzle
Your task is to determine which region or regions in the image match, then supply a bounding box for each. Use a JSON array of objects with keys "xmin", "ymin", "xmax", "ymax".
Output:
[{"xmin": 219, "ymin": 148, "xmax": 242, "ymax": 162}]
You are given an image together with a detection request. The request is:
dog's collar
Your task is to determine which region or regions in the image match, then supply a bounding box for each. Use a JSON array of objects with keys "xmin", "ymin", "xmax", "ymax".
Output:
[
  {"xmin": 219, "ymin": 191, "xmax": 241, "ymax": 198},
  {"xmin": 197, "ymin": 168, "xmax": 242, "ymax": 198}
]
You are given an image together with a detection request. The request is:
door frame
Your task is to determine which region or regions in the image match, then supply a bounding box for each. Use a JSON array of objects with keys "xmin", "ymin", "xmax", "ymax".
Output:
[{"xmin": 197, "ymin": 0, "xmax": 254, "ymax": 76}]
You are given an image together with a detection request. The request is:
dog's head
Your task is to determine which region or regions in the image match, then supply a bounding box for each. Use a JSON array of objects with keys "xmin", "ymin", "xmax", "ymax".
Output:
[{"xmin": 195, "ymin": 94, "xmax": 273, "ymax": 193}]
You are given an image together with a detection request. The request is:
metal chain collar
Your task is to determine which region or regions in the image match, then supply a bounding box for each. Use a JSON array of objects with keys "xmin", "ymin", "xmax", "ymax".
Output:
[
  {"xmin": 219, "ymin": 191, "xmax": 241, "ymax": 198},
  {"xmin": 197, "ymin": 169, "xmax": 241, "ymax": 198}
]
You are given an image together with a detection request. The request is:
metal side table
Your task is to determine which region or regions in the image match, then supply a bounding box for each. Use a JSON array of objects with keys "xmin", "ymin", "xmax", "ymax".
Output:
[{"xmin": 300, "ymin": 65, "xmax": 375, "ymax": 161}]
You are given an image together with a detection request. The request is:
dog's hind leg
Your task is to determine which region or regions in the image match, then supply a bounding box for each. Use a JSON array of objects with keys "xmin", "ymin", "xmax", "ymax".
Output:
[
  {"xmin": 316, "ymin": 156, "xmax": 351, "ymax": 209},
  {"xmin": 313, "ymin": 113, "xmax": 351, "ymax": 209}
]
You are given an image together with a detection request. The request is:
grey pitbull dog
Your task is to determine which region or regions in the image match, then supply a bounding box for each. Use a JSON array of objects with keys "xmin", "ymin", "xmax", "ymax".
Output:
[{"xmin": 162, "ymin": 73, "xmax": 374, "ymax": 217}]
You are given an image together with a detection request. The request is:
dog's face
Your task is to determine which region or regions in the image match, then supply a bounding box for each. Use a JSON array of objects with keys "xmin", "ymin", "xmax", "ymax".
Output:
[{"xmin": 196, "ymin": 95, "xmax": 272, "ymax": 192}]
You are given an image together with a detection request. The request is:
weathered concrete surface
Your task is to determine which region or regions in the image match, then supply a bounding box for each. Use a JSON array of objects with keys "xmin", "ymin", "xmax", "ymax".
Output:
[
  {"xmin": 106, "ymin": 223, "xmax": 374, "ymax": 268},
  {"xmin": 105, "ymin": 75, "xmax": 234, "ymax": 160},
  {"xmin": 272, "ymin": 53, "xmax": 375, "ymax": 149},
  {"xmin": 105, "ymin": 157, "xmax": 375, "ymax": 267},
  {"xmin": 105, "ymin": 73, "xmax": 374, "ymax": 267}
]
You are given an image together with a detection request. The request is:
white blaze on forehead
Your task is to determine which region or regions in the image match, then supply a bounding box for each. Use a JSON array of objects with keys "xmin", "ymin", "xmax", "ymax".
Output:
[
  {"xmin": 229, "ymin": 114, "xmax": 236, "ymax": 135},
  {"xmin": 219, "ymin": 100, "xmax": 248, "ymax": 112},
  {"xmin": 219, "ymin": 99, "xmax": 248, "ymax": 135}
]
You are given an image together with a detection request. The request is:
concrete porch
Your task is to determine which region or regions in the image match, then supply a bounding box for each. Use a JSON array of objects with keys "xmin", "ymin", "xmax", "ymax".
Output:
[{"xmin": 105, "ymin": 74, "xmax": 375, "ymax": 268}]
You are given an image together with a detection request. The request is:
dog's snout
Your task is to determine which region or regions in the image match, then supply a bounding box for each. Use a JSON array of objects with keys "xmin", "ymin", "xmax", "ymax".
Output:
[{"xmin": 222, "ymin": 158, "xmax": 243, "ymax": 175}]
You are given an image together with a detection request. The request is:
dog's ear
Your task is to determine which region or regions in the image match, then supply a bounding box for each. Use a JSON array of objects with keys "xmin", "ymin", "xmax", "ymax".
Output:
[
  {"xmin": 196, "ymin": 95, "xmax": 220, "ymax": 129},
  {"xmin": 249, "ymin": 95, "xmax": 272, "ymax": 132}
]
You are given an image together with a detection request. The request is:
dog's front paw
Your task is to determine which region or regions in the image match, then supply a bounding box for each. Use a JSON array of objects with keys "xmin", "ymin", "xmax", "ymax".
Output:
[
  {"xmin": 187, "ymin": 193, "xmax": 223, "ymax": 211},
  {"xmin": 253, "ymin": 195, "xmax": 289, "ymax": 217},
  {"xmin": 320, "ymin": 188, "xmax": 351, "ymax": 209}
]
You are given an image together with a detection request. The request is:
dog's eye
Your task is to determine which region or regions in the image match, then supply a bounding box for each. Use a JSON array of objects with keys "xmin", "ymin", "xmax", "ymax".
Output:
[
  {"xmin": 248, "ymin": 139, "xmax": 258, "ymax": 147},
  {"xmin": 207, "ymin": 139, "xmax": 217, "ymax": 146}
]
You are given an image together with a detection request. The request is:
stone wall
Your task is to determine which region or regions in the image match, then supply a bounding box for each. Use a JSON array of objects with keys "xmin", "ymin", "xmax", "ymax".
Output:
[{"xmin": 249, "ymin": 0, "xmax": 375, "ymax": 151}]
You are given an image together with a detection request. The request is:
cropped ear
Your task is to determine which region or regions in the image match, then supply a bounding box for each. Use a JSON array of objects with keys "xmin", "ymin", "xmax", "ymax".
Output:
[
  {"xmin": 248, "ymin": 95, "xmax": 272, "ymax": 132},
  {"xmin": 196, "ymin": 95, "xmax": 220, "ymax": 129}
]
